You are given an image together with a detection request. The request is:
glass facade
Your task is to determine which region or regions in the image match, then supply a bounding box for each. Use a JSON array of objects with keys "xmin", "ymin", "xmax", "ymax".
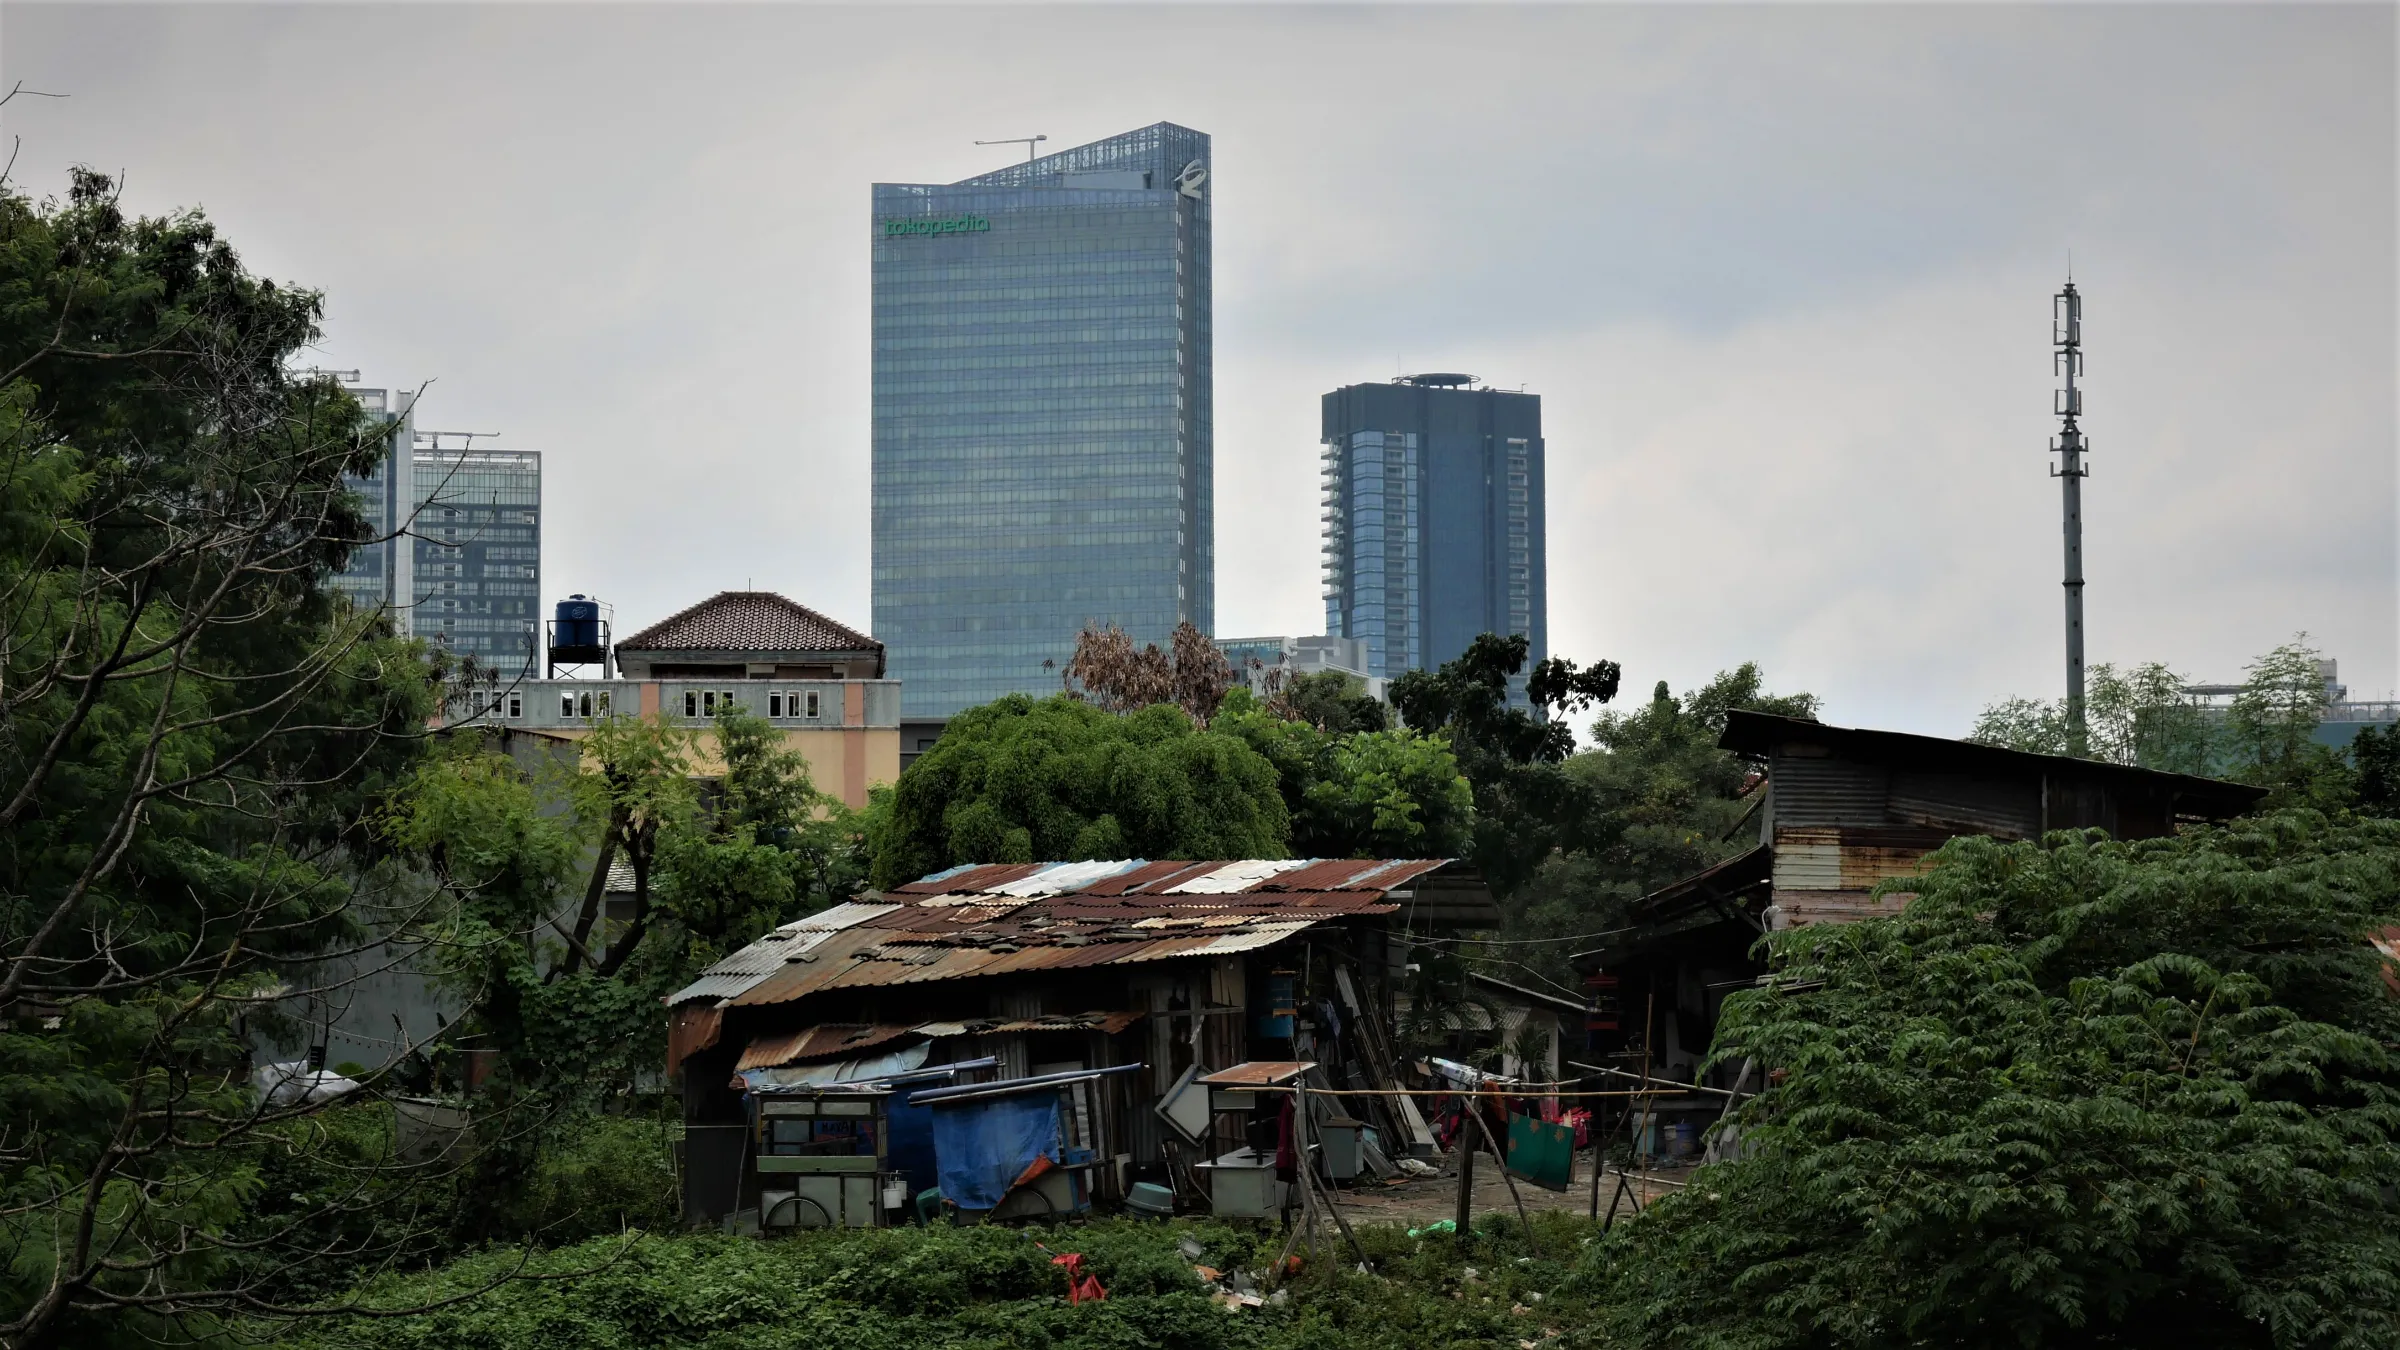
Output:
[
  {"xmin": 411, "ymin": 448, "xmax": 542, "ymax": 673},
  {"xmin": 328, "ymin": 387, "xmax": 413, "ymax": 622},
  {"xmin": 872, "ymin": 123, "xmax": 1212, "ymax": 717},
  {"xmin": 1321, "ymin": 381, "xmax": 1546, "ymax": 689}
]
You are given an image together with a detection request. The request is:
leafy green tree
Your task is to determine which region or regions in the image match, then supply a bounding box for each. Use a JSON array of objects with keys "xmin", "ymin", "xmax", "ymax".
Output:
[
  {"xmin": 2226, "ymin": 639, "xmax": 2355, "ymax": 811},
  {"xmin": 391, "ymin": 707, "xmax": 863, "ymax": 1088},
  {"xmin": 386, "ymin": 706, "xmax": 862, "ymax": 1237},
  {"xmin": 1492, "ymin": 666, "xmax": 1818, "ymax": 990},
  {"xmin": 1214, "ymin": 690, "xmax": 1472, "ymax": 860},
  {"xmin": 1971, "ymin": 636, "xmax": 2357, "ymax": 809},
  {"xmin": 0, "ymin": 169, "xmax": 447, "ymax": 1348},
  {"xmin": 2354, "ymin": 722, "xmax": 2400, "ymax": 818},
  {"xmin": 868, "ymin": 695, "xmax": 1290, "ymax": 889},
  {"xmin": 1584, "ymin": 813, "xmax": 2400, "ymax": 1349},
  {"xmin": 1386, "ymin": 633, "xmax": 1622, "ymax": 895},
  {"xmin": 1270, "ymin": 669, "xmax": 1389, "ymax": 734},
  {"xmin": 1972, "ymin": 661, "xmax": 2219, "ymax": 774}
]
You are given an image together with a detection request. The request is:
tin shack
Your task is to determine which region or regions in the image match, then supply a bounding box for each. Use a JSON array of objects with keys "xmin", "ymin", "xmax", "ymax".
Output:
[
  {"xmin": 667, "ymin": 857, "xmax": 1494, "ymax": 1226},
  {"xmin": 1573, "ymin": 711, "xmax": 2266, "ymax": 1092}
]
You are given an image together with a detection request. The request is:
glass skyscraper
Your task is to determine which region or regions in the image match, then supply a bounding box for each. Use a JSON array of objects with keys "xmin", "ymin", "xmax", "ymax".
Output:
[
  {"xmin": 872, "ymin": 122, "xmax": 1213, "ymax": 717},
  {"xmin": 1321, "ymin": 376, "xmax": 1546, "ymax": 684},
  {"xmin": 411, "ymin": 447, "xmax": 542, "ymax": 673},
  {"xmin": 328, "ymin": 385, "xmax": 415, "ymax": 623}
]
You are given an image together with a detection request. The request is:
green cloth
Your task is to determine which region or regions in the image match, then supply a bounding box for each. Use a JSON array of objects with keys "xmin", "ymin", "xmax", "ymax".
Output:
[{"xmin": 1505, "ymin": 1114, "xmax": 1576, "ymax": 1192}]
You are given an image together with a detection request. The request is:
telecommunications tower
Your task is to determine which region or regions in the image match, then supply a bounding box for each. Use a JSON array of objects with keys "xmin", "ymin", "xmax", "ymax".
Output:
[{"xmin": 2053, "ymin": 277, "xmax": 2089, "ymax": 754}]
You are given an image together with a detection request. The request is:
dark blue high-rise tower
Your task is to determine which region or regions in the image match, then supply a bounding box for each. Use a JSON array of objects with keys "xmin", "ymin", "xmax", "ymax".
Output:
[
  {"xmin": 1320, "ymin": 376, "xmax": 1546, "ymax": 683},
  {"xmin": 872, "ymin": 123, "xmax": 1213, "ymax": 718}
]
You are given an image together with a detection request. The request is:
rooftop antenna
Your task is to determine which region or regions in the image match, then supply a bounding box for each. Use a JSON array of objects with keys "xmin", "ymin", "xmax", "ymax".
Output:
[
  {"xmin": 2052, "ymin": 272, "xmax": 2090, "ymax": 755},
  {"xmin": 975, "ymin": 134, "xmax": 1048, "ymax": 163}
]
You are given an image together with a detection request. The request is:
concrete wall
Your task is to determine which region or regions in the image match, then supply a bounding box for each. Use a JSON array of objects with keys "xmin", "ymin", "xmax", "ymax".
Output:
[{"xmin": 451, "ymin": 679, "xmax": 903, "ymax": 808}]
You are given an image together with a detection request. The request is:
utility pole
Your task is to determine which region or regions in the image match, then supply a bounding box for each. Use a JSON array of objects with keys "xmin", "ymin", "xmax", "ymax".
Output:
[
  {"xmin": 974, "ymin": 135, "xmax": 1048, "ymax": 163},
  {"xmin": 2053, "ymin": 277, "xmax": 2089, "ymax": 755}
]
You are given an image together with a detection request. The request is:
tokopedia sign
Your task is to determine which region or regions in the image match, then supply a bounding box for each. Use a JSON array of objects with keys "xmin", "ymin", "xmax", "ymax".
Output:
[{"xmin": 882, "ymin": 215, "xmax": 991, "ymax": 238}]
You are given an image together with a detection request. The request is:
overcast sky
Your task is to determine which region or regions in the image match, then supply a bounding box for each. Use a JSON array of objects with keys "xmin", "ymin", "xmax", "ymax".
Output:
[{"xmin": 3, "ymin": 3, "xmax": 2391, "ymax": 735}]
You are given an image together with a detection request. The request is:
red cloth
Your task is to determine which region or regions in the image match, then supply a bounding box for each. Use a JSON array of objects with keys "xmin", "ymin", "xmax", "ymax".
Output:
[
  {"xmin": 1051, "ymin": 1253, "xmax": 1107, "ymax": 1304},
  {"xmin": 1273, "ymin": 1095, "xmax": 1297, "ymax": 1183}
]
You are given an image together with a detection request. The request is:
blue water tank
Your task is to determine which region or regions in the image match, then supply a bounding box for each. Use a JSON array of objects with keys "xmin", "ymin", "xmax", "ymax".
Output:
[{"xmin": 554, "ymin": 595, "xmax": 601, "ymax": 650}]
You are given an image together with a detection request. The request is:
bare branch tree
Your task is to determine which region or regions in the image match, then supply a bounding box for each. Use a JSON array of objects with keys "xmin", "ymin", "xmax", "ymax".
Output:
[{"xmin": 1062, "ymin": 620, "xmax": 1231, "ymax": 725}]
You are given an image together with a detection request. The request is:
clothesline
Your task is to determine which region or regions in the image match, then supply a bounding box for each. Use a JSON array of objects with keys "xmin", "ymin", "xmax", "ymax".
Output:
[{"xmin": 1244, "ymin": 1084, "xmax": 1705, "ymax": 1101}]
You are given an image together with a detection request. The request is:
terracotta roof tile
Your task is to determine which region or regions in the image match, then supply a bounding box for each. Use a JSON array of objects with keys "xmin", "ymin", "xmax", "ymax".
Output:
[{"xmin": 618, "ymin": 591, "xmax": 880, "ymax": 655}]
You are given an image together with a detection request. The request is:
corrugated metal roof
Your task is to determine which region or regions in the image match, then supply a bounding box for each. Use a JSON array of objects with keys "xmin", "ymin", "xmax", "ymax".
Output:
[
  {"xmin": 986, "ymin": 859, "xmax": 1149, "ymax": 896},
  {"xmin": 1199, "ymin": 1061, "xmax": 1315, "ymax": 1086},
  {"xmin": 666, "ymin": 903, "xmax": 900, "ymax": 1006},
  {"xmin": 735, "ymin": 1012, "xmax": 1148, "ymax": 1070},
  {"xmin": 892, "ymin": 863, "xmax": 1043, "ymax": 895},
  {"xmin": 695, "ymin": 859, "xmax": 1451, "ymax": 1007},
  {"xmin": 737, "ymin": 1023, "xmax": 916, "ymax": 1070},
  {"xmin": 1083, "ymin": 860, "xmax": 1215, "ymax": 895},
  {"xmin": 1166, "ymin": 859, "xmax": 1315, "ymax": 894}
]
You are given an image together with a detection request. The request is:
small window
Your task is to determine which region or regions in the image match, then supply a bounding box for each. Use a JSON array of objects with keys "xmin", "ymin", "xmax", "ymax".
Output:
[
  {"xmin": 805, "ymin": 691, "xmax": 821, "ymax": 719},
  {"xmin": 721, "ymin": 690, "xmax": 736, "ymax": 714},
  {"xmin": 577, "ymin": 691, "xmax": 593, "ymax": 718},
  {"xmin": 596, "ymin": 691, "xmax": 611, "ymax": 716},
  {"xmin": 684, "ymin": 691, "xmax": 698, "ymax": 717},
  {"xmin": 560, "ymin": 693, "xmax": 575, "ymax": 718},
  {"xmin": 507, "ymin": 692, "xmax": 522, "ymax": 719},
  {"xmin": 702, "ymin": 690, "xmax": 718, "ymax": 715},
  {"xmin": 768, "ymin": 693, "xmax": 784, "ymax": 718}
]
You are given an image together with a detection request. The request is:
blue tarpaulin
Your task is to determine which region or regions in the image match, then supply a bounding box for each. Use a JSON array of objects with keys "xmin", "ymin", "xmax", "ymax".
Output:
[
  {"xmin": 883, "ymin": 1094, "xmax": 938, "ymax": 1203},
  {"xmin": 931, "ymin": 1092, "xmax": 1062, "ymax": 1210}
]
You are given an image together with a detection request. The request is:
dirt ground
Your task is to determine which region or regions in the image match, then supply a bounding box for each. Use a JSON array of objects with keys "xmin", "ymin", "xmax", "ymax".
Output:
[{"xmin": 1321, "ymin": 1157, "xmax": 1690, "ymax": 1228}]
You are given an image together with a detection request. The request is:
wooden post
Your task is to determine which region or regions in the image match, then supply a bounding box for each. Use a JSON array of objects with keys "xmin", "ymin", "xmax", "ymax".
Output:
[
  {"xmin": 1466, "ymin": 1101, "xmax": 1539, "ymax": 1257},
  {"xmin": 1452, "ymin": 1109, "xmax": 1476, "ymax": 1230},
  {"xmin": 1587, "ymin": 1096, "xmax": 1607, "ymax": 1220}
]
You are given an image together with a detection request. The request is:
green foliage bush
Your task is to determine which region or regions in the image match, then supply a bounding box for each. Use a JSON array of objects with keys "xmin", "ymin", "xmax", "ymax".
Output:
[
  {"xmin": 1578, "ymin": 811, "xmax": 2400, "ymax": 1349},
  {"xmin": 1214, "ymin": 690, "xmax": 1473, "ymax": 860},
  {"xmin": 265, "ymin": 1215, "xmax": 1614, "ymax": 1350},
  {"xmin": 868, "ymin": 695, "xmax": 1292, "ymax": 888},
  {"xmin": 497, "ymin": 1113, "xmax": 681, "ymax": 1246}
]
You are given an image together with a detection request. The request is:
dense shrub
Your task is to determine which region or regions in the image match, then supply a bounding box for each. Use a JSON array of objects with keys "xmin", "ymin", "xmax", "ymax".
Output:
[
  {"xmin": 1578, "ymin": 812, "xmax": 2400, "ymax": 1349},
  {"xmin": 498, "ymin": 1113, "xmax": 681, "ymax": 1244}
]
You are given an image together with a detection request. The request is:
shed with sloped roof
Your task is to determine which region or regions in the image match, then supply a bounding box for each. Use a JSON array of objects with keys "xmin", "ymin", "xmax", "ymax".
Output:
[{"xmin": 669, "ymin": 856, "xmax": 1489, "ymax": 1225}]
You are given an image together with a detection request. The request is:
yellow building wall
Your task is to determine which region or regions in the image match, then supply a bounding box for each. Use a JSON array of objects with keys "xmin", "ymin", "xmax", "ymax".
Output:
[{"xmin": 524, "ymin": 725, "xmax": 899, "ymax": 810}]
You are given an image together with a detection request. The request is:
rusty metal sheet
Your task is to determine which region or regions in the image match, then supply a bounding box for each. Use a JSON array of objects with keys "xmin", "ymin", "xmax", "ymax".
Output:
[
  {"xmin": 667, "ymin": 902, "xmax": 901, "ymax": 1005},
  {"xmin": 714, "ymin": 859, "xmax": 1433, "ymax": 1001},
  {"xmin": 1080, "ymin": 860, "xmax": 1214, "ymax": 895},
  {"xmin": 724, "ymin": 927, "xmax": 892, "ymax": 1006},
  {"xmin": 892, "ymin": 862, "xmax": 1044, "ymax": 894},
  {"xmin": 737, "ymin": 1023, "xmax": 916, "ymax": 1071},
  {"xmin": 1198, "ymin": 1061, "xmax": 1316, "ymax": 1086},
  {"xmin": 1260, "ymin": 858, "xmax": 1445, "ymax": 893},
  {"xmin": 666, "ymin": 1003, "xmax": 722, "ymax": 1071}
]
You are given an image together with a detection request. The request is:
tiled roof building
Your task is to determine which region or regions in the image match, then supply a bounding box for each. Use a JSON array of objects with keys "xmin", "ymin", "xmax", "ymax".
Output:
[{"xmin": 615, "ymin": 591, "xmax": 884, "ymax": 680}]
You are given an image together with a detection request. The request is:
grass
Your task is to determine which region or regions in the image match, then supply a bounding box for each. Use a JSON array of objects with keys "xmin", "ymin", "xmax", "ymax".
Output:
[{"xmin": 263, "ymin": 1210, "xmax": 1615, "ymax": 1350}]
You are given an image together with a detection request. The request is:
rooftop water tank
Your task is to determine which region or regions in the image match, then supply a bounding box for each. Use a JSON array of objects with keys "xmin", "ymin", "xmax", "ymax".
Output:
[{"xmin": 553, "ymin": 595, "xmax": 602, "ymax": 650}]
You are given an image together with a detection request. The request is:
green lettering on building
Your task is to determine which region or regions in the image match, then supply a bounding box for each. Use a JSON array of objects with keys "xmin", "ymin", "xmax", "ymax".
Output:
[{"xmin": 881, "ymin": 215, "xmax": 992, "ymax": 238}]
